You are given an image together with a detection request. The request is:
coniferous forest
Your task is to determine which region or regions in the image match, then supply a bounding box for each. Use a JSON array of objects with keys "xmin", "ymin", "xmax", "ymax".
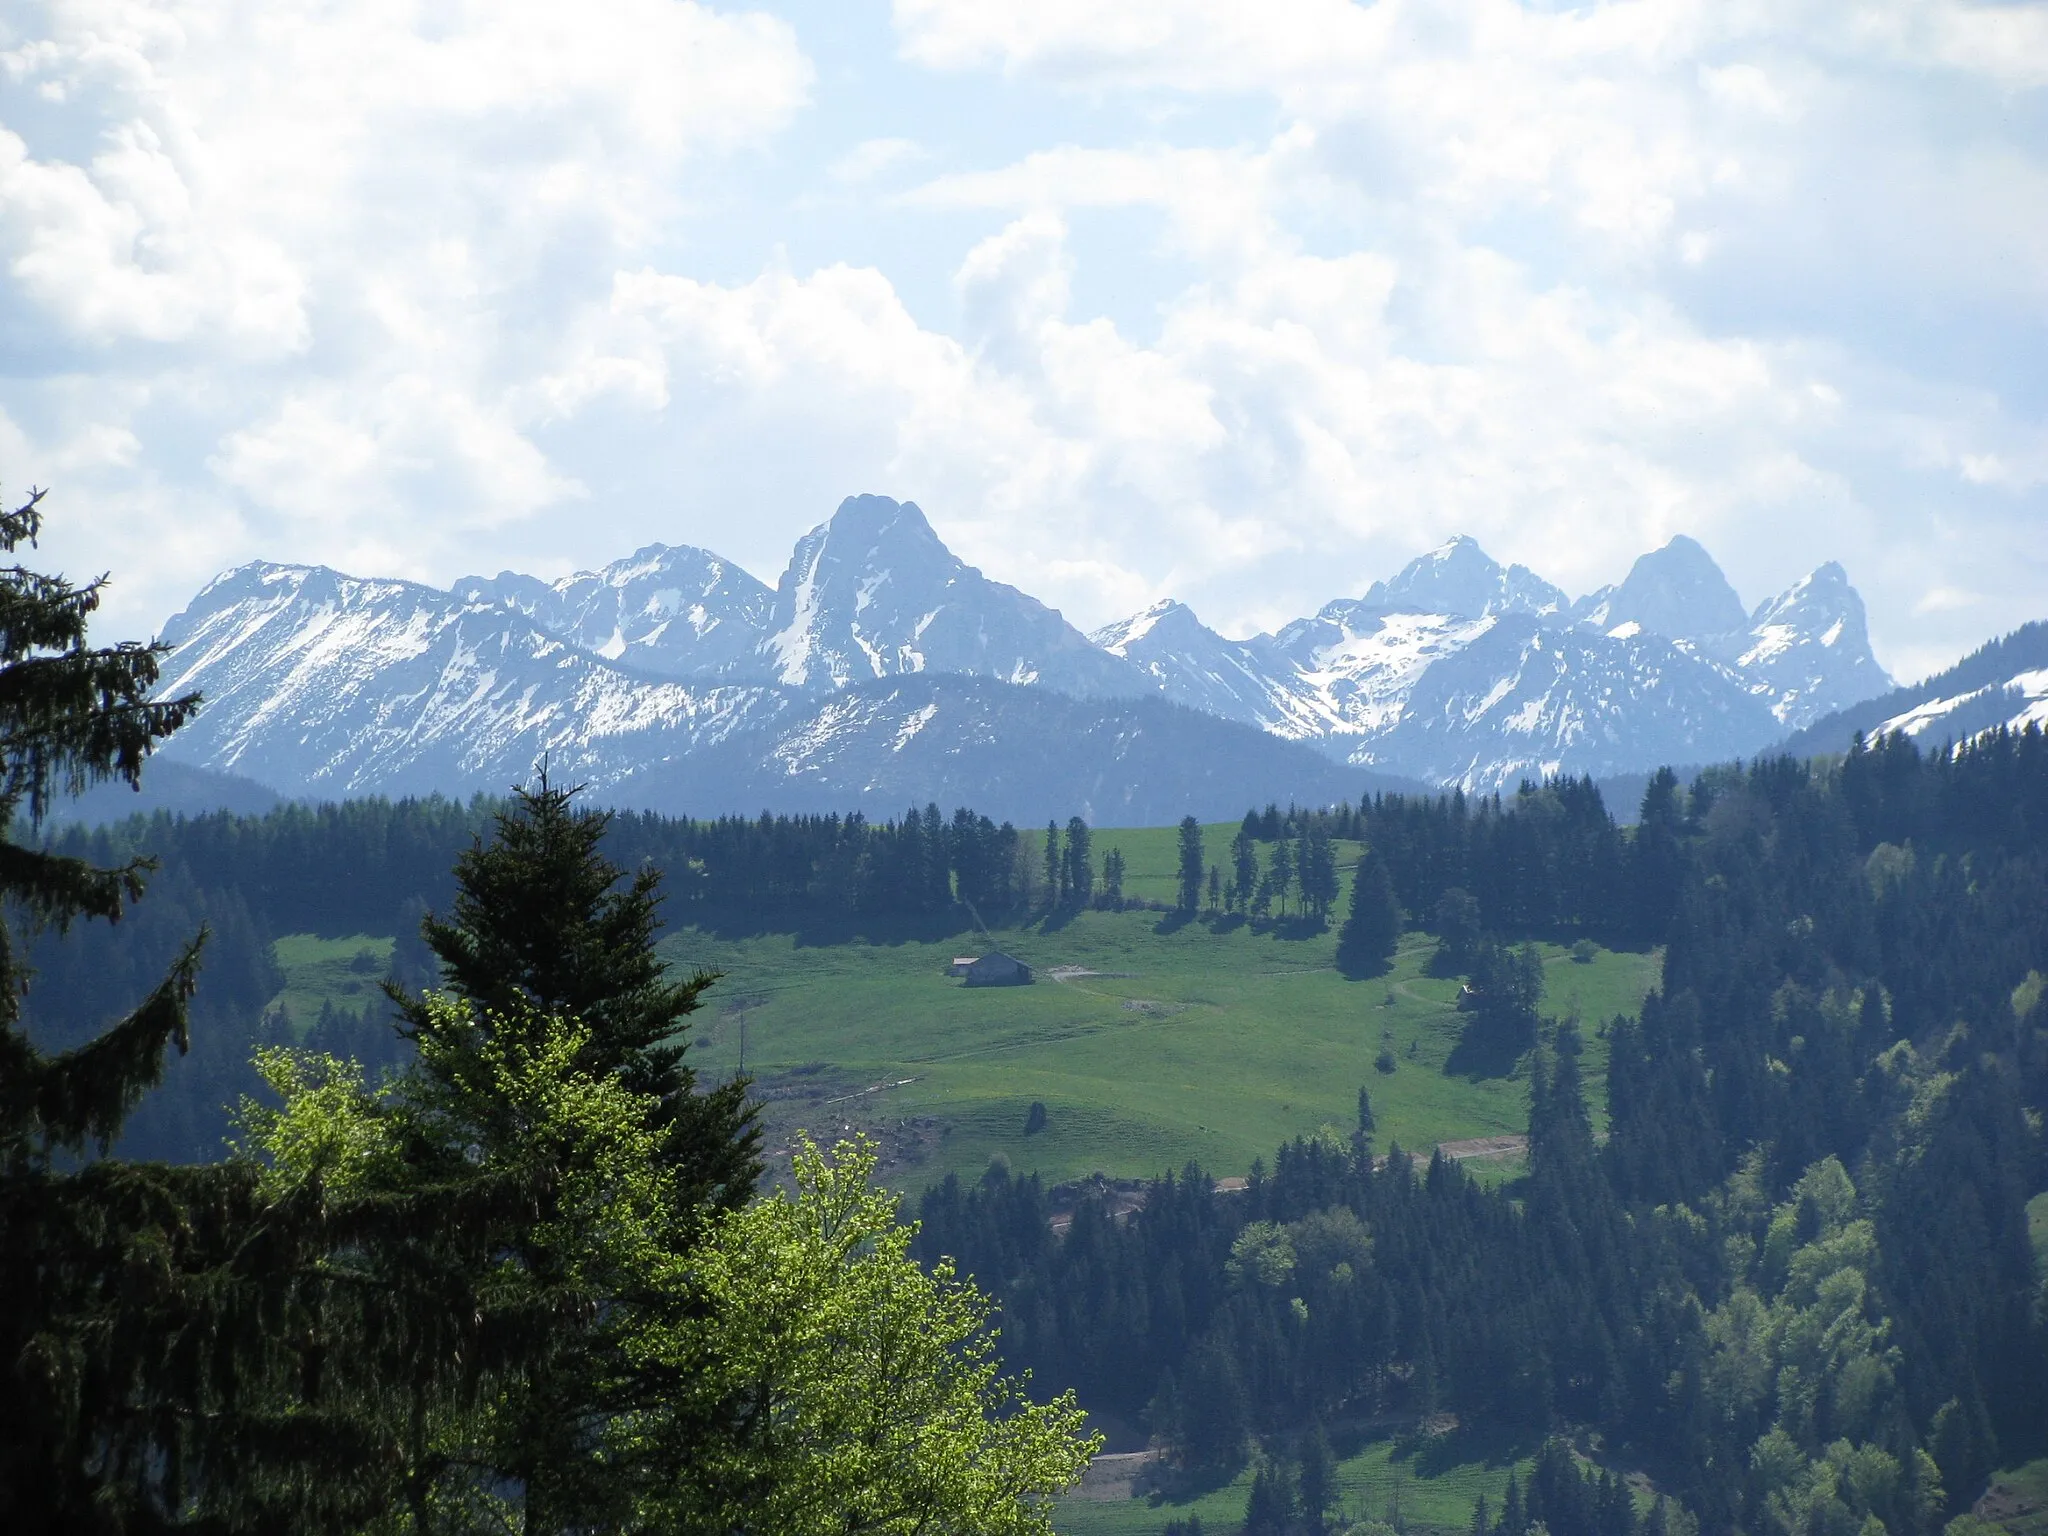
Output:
[{"xmin": 4, "ymin": 485, "xmax": 2047, "ymax": 1536}]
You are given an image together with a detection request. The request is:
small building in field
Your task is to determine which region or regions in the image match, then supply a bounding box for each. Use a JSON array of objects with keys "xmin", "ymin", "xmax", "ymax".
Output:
[
  {"xmin": 963, "ymin": 951, "xmax": 1033, "ymax": 987},
  {"xmin": 947, "ymin": 956, "xmax": 978, "ymax": 977}
]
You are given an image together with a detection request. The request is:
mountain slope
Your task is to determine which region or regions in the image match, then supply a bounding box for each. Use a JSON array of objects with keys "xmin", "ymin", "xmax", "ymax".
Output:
[
  {"xmin": 1738, "ymin": 563, "xmax": 1893, "ymax": 729},
  {"xmin": 154, "ymin": 563, "xmax": 790, "ymax": 798},
  {"xmin": 1358, "ymin": 534, "xmax": 1567, "ymax": 620},
  {"xmin": 147, "ymin": 504, "xmax": 1909, "ymax": 810},
  {"xmin": 1091, "ymin": 601, "xmax": 1326, "ymax": 734},
  {"xmin": 1779, "ymin": 621, "xmax": 2048, "ymax": 756},
  {"xmin": 150, "ymin": 563, "xmax": 1422, "ymax": 821},
  {"xmin": 615, "ymin": 674, "xmax": 1423, "ymax": 826},
  {"xmin": 1354, "ymin": 616, "xmax": 1784, "ymax": 786},
  {"xmin": 756, "ymin": 494, "xmax": 1146, "ymax": 699},
  {"xmin": 1572, "ymin": 535, "xmax": 1750, "ymax": 654},
  {"xmin": 454, "ymin": 543, "xmax": 773, "ymax": 681}
]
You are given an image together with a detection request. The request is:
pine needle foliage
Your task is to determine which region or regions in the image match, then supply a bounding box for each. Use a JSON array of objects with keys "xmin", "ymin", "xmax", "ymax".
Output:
[{"xmin": 0, "ymin": 484, "xmax": 225, "ymax": 1529}]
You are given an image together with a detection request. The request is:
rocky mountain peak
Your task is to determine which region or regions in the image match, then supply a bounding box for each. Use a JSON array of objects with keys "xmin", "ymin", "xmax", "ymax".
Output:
[
  {"xmin": 454, "ymin": 543, "xmax": 772, "ymax": 681},
  {"xmin": 1581, "ymin": 535, "xmax": 1749, "ymax": 649},
  {"xmin": 1360, "ymin": 535, "xmax": 1568, "ymax": 620},
  {"xmin": 761, "ymin": 494, "xmax": 1145, "ymax": 699},
  {"xmin": 1740, "ymin": 562, "xmax": 1891, "ymax": 728},
  {"xmin": 1091, "ymin": 599, "xmax": 1202, "ymax": 657}
]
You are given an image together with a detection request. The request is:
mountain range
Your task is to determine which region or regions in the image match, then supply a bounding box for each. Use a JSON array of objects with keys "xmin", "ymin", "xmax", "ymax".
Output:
[{"xmin": 136, "ymin": 492, "xmax": 1939, "ymax": 824}]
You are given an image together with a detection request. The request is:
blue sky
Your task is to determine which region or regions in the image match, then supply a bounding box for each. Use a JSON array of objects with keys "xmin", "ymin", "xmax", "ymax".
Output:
[{"xmin": 3, "ymin": 0, "xmax": 2045, "ymax": 682}]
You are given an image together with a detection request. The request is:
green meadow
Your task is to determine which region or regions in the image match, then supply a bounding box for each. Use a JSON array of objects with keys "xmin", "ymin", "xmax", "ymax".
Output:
[
  {"xmin": 667, "ymin": 914, "xmax": 1655, "ymax": 1191},
  {"xmin": 263, "ymin": 823, "xmax": 1661, "ymax": 1191},
  {"xmin": 1053, "ymin": 1426, "xmax": 1540, "ymax": 1536},
  {"xmin": 269, "ymin": 933, "xmax": 395, "ymax": 1032}
]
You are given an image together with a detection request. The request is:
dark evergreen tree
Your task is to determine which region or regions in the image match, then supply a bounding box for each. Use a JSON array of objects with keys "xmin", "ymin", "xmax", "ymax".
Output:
[
  {"xmin": 1270, "ymin": 836, "xmax": 1294, "ymax": 918},
  {"xmin": 1298, "ymin": 1421, "xmax": 1337, "ymax": 1536},
  {"xmin": 1336, "ymin": 846, "xmax": 1401, "ymax": 977},
  {"xmin": 1101, "ymin": 846, "xmax": 1126, "ymax": 909},
  {"xmin": 1176, "ymin": 816, "xmax": 1204, "ymax": 914},
  {"xmin": 1243, "ymin": 1458, "xmax": 1298, "ymax": 1536},
  {"xmin": 0, "ymin": 485, "xmax": 237, "ymax": 1529},
  {"xmin": 1064, "ymin": 816, "xmax": 1093, "ymax": 908},
  {"xmin": 309, "ymin": 778, "xmax": 770, "ymax": 1531},
  {"xmin": 1232, "ymin": 824, "xmax": 1259, "ymax": 914},
  {"xmin": 1432, "ymin": 886, "xmax": 1483, "ymax": 970}
]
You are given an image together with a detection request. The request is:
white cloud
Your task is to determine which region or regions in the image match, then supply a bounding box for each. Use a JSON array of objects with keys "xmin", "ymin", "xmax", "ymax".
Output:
[
  {"xmin": 829, "ymin": 137, "xmax": 926, "ymax": 184},
  {"xmin": 0, "ymin": 0, "xmax": 2040, "ymax": 695},
  {"xmin": 596, "ymin": 209, "xmax": 2016, "ymax": 653},
  {"xmin": 875, "ymin": 0, "xmax": 2048, "ymax": 671},
  {"xmin": 0, "ymin": 0, "xmax": 811, "ymax": 628}
]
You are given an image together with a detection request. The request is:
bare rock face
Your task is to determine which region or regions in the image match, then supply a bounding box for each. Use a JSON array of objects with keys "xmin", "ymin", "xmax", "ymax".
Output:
[{"xmin": 1572, "ymin": 535, "xmax": 1751, "ymax": 656}]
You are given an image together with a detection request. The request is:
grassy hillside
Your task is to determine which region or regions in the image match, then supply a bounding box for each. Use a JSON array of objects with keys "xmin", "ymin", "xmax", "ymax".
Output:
[
  {"xmin": 270, "ymin": 933, "xmax": 394, "ymax": 1031},
  {"xmin": 664, "ymin": 911, "xmax": 1656, "ymax": 1190},
  {"xmin": 262, "ymin": 821, "xmax": 1661, "ymax": 1191},
  {"xmin": 1054, "ymin": 1426, "xmax": 1538, "ymax": 1536}
]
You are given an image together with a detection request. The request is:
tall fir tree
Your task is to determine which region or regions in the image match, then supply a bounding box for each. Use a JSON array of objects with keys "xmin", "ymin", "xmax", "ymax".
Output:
[
  {"xmin": 0, "ymin": 484, "xmax": 224, "ymax": 1528},
  {"xmin": 1062, "ymin": 816, "xmax": 1092, "ymax": 909},
  {"xmin": 386, "ymin": 777, "xmax": 765, "ymax": 1528},
  {"xmin": 1175, "ymin": 815, "xmax": 1204, "ymax": 914},
  {"xmin": 1336, "ymin": 845, "xmax": 1401, "ymax": 977},
  {"xmin": 402, "ymin": 774, "xmax": 759, "ymax": 1214}
]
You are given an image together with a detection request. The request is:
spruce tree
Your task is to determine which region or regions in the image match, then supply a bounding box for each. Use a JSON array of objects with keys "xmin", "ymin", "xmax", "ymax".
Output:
[
  {"xmin": 1175, "ymin": 816, "xmax": 1204, "ymax": 914},
  {"xmin": 1299, "ymin": 1421, "xmax": 1337, "ymax": 1536},
  {"xmin": 1337, "ymin": 845, "xmax": 1401, "ymax": 977},
  {"xmin": 1231, "ymin": 824, "xmax": 1258, "ymax": 912},
  {"xmin": 1063, "ymin": 815, "xmax": 1092, "ymax": 908},
  {"xmin": 401, "ymin": 774, "xmax": 758, "ymax": 1214},
  {"xmin": 386, "ymin": 776, "xmax": 764, "ymax": 1528},
  {"xmin": 0, "ymin": 485, "xmax": 221, "ymax": 1527}
]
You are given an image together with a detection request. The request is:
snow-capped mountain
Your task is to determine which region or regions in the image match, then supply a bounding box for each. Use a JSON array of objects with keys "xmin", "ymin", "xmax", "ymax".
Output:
[
  {"xmin": 1571, "ymin": 536, "xmax": 1750, "ymax": 656},
  {"xmin": 1737, "ymin": 563, "xmax": 1891, "ymax": 729},
  {"xmin": 154, "ymin": 563, "xmax": 791, "ymax": 798},
  {"xmin": 1092, "ymin": 535, "xmax": 1876, "ymax": 787},
  {"xmin": 753, "ymin": 494, "xmax": 1145, "ymax": 699},
  {"xmin": 1358, "ymin": 534, "xmax": 1567, "ymax": 621},
  {"xmin": 453, "ymin": 543, "xmax": 773, "ymax": 681},
  {"xmin": 148, "ymin": 497, "xmax": 1908, "ymax": 812},
  {"xmin": 151, "ymin": 558, "xmax": 1408, "ymax": 821},
  {"xmin": 1090, "ymin": 600, "xmax": 1320, "ymax": 733},
  {"xmin": 1369, "ymin": 616, "xmax": 1782, "ymax": 787},
  {"xmin": 1781, "ymin": 621, "xmax": 2048, "ymax": 757}
]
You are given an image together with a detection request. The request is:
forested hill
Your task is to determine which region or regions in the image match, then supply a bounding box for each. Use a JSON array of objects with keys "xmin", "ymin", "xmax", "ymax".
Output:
[
  {"xmin": 24, "ymin": 776, "xmax": 1651, "ymax": 1161},
  {"xmin": 21, "ymin": 728, "xmax": 2048, "ymax": 1535},
  {"xmin": 918, "ymin": 727, "xmax": 2048, "ymax": 1536}
]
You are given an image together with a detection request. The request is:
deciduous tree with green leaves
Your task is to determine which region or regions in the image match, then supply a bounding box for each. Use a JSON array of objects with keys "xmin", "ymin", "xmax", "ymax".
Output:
[{"xmin": 242, "ymin": 1009, "xmax": 1097, "ymax": 1534}]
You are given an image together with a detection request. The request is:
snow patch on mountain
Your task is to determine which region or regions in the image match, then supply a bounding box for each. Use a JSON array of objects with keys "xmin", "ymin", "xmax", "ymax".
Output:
[
  {"xmin": 156, "ymin": 563, "xmax": 789, "ymax": 797},
  {"xmin": 455, "ymin": 543, "xmax": 773, "ymax": 682},
  {"xmin": 1738, "ymin": 562, "xmax": 1891, "ymax": 728},
  {"xmin": 756, "ymin": 495, "xmax": 1144, "ymax": 699}
]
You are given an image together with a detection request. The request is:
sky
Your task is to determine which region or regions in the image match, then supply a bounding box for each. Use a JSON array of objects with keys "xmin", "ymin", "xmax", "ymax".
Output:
[{"xmin": 2, "ymin": 0, "xmax": 2045, "ymax": 685}]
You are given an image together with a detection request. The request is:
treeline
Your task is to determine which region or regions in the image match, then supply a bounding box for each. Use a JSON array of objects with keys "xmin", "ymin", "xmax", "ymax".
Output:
[
  {"xmin": 51, "ymin": 770, "xmax": 1671, "ymax": 946},
  {"xmin": 30, "ymin": 775, "xmax": 1664, "ymax": 1164},
  {"xmin": 917, "ymin": 727, "xmax": 2048, "ymax": 1536}
]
